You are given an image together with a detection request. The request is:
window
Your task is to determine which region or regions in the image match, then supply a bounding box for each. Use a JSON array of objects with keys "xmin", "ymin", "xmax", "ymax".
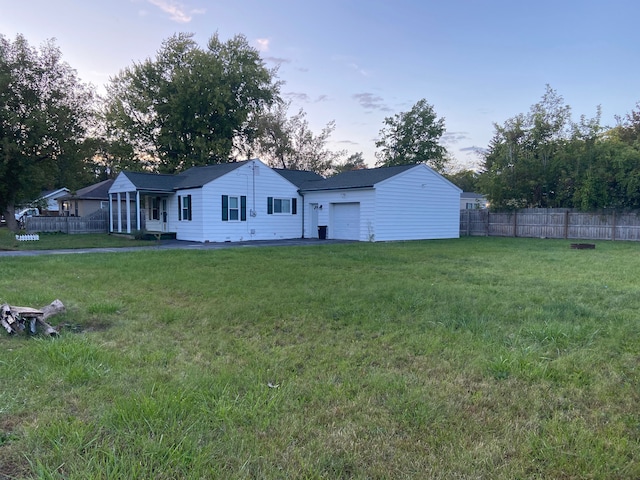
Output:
[
  {"xmin": 178, "ymin": 195, "xmax": 192, "ymax": 221},
  {"xmin": 267, "ymin": 197, "xmax": 297, "ymax": 215},
  {"xmin": 222, "ymin": 195, "xmax": 247, "ymax": 221},
  {"xmin": 465, "ymin": 202, "xmax": 474, "ymax": 210},
  {"xmin": 150, "ymin": 197, "xmax": 160, "ymax": 220}
]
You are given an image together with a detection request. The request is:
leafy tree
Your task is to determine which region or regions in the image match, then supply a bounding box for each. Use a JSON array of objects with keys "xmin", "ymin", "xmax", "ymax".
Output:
[
  {"xmin": 242, "ymin": 101, "xmax": 345, "ymax": 176},
  {"xmin": 0, "ymin": 34, "xmax": 95, "ymax": 231},
  {"xmin": 333, "ymin": 152, "xmax": 367, "ymax": 175},
  {"xmin": 104, "ymin": 33, "xmax": 279, "ymax": 174},
  {"xmin": 479, "ymin": 86, "xmax": 573, "ymax": 208},
  {"xmin": 445, "ymin": 169, "xmax": 480, "ymax": 192},
  {"xmin": 375, "ymin": 98, "xmax": 448, "ymax": 172}
]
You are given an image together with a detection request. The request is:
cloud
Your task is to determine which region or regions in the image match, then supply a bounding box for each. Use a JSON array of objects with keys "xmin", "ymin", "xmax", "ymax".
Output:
[
  {"xmin": 255, "ymin": 38, "xmax": 269, "ymax": 52},
  {"xmin": 352, "ymin": 93, "xmax": 390, "ymax": 112},
  {"xmin": 348, "ymin": 62, "xmax": 369, "ymax": 77},
  {"xmin": 440, "ymin": 131, "xmax": 469, "ymax": 145},
  {"xmin": 284, "ymin": 92, "xmax": 330, "ymax": 103},
  {"xmin": 263, "ymin": 56, "xmax": 291, "ymax": 67},
  {"xmin": 146, "ymin": 0, "xmax": 204, "ymax": 23},
  {"xmin": 459, "ymin": 146, "xmax": 488, "ymax": 155},
  {"xmin": 285, "ymin": 92, "xmax": 310, "ymax": 102}
]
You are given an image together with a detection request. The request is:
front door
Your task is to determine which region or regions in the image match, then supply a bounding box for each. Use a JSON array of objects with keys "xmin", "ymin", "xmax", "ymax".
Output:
[
  {"xmin": 310, "ymin": 203, "xmax": 319, "ymax": 238},
  {"xmin": 161, "ymin": 199, "xmax": 167, "ymax": 232}
]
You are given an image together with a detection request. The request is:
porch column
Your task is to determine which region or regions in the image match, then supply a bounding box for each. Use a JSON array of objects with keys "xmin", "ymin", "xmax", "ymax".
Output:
[
  {"xmin": 109, "ymin": 193, "xmax": 114, "ymax": 233},
  {"xmin": 117, "ymin": 192, "xmax": 122, "ymax": 233},
  {"xmin": 126, "ymin": 192, "xmax": 131, "ymax": 233},
  {"xmin": 136, "ymin": 191, "xmax": 141, "ymax": 231}
]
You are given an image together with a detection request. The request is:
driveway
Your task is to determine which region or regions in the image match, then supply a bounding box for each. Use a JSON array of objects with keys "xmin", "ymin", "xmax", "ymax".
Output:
[{"xmin": 0, "ymin": 238, "xmax": 356, "ymax": 257}]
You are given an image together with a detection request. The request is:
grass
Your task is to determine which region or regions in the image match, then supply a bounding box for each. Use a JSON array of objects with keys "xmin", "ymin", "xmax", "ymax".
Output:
[
  {"xmin": 1, "ymin": 237, "xmax": 639, "ymax": 478},
  {"xmin": 0, "ymin": 227, "xmax": 152, "ymax": 251}
]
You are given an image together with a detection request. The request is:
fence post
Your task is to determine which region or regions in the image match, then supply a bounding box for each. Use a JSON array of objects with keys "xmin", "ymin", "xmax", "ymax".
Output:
[
  {"xmin": 564, "ymin": 211, "xmax": 569, "ymax": 239},
  {"xmin": 513, "ymin": 211, "xmax": 517, "ymax": 237},
  {"xmin": 612, "ymin": 211, "xmax": 616, "ymax": 241},
  {"xmin": 466, "ymin": 210, "xmax": 470, "ymax": 236}
]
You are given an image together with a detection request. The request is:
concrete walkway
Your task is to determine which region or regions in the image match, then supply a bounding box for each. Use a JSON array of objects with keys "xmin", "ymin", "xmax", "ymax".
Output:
[{"xmin": 0, "ymin": 238, "xmax": 355, "ymax": 257}]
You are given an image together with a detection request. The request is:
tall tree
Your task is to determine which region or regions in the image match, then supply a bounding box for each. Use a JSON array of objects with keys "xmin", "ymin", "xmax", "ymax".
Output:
[
  {"xmin": 104, "ymin": 33, "xmax": 280, "ymax": 174},
  {"xmin": 333, "ymin": 152, "xmax": 367, "ymax": 175},
  {"xmin": 375, "ymin": 99, "xmax": 448, "ymax": 172},
  {"xmin": 479, "ymin": 86, "xmax": 573, "ymax": 208},
  {"xmin": 0, "ymin": 34, "xmax": 95, "ymax": 231},
  {"xmin": 241, "ymin": 101, "xmax": 345, "ymax": 176}
]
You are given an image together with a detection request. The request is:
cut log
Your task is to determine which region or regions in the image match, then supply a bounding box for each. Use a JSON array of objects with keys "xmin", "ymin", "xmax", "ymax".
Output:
[{"xmin": 0, "ymin": 300, "xmax": 65, "ymax": 336}]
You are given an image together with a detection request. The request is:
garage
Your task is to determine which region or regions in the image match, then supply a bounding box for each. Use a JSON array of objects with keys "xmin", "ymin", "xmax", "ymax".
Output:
[{"xmin": 332, "ymin": 202, "xmax": 360, "ymax": 240}]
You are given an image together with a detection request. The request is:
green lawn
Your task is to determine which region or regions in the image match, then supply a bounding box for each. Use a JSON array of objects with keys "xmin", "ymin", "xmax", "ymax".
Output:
[
  {"xmin": 1, "ymin": 237, "xmax": 639, "ymax": 479},
  {"xmin": 0, "ymin": 227, "xmax": 152, "ymax": 251}
]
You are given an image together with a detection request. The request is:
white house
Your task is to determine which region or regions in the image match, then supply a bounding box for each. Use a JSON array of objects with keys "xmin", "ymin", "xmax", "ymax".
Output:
[
  {"xmin": 298, "ymin": 164, "xmax": 462, "ymax": 241},
  {"xmin": 108, "ymin": 160, "xmax": 462, "ymax": 243},
  {"xmin": 460, "ymin": 192, "xmax": 488, "ymax": 210},
  {"xmin": 109, "ymin": 159, "xmax": 309, "ymax": 242}
]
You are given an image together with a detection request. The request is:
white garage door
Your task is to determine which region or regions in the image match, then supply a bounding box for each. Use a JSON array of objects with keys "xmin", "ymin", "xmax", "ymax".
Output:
[{"xmin": 332, "ymin": 202, "xmax": 360, "ymax": 240}]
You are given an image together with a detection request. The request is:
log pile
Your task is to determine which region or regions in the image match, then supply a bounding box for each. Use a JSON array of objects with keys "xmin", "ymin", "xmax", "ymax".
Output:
[{"xmin": 1, "ymin": 299, "xmax": 64, "ymax": 336}]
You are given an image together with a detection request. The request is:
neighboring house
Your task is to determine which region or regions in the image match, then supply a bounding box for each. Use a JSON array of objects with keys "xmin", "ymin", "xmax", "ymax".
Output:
[
  {"xmin": 38, "ymin": 188, "xmax": 70, "ymax": 215},
  {"xmin": 58, "ymin": 179, "xmax": 115, "ymax": 217},
  {"xmin": 299, "ymin": 164, "xmax": 462, "ymax": 241},
  {"xmin": 460, "ymin": 192, "xmax": 488, "ymax": 210},
  {"xmin": 108, "ymin": 159, "xmax": 462, "ymax": 243}
]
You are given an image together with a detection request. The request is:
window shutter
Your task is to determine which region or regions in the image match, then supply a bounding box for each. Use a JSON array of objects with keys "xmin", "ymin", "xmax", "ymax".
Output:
[
  {"xmin": 222, "ymin": 195, "xmax": 228, "ymax": 221},
  {"xmin": 267, "ymin": 197, "xmax": 273, "ymax": 214},
  {"xmin": 178, "ymin": 196, "xmax": 182, "ymax": 221},
  {"xmin": 292, "ymin": 198, "xmax": 297, "ymax": 215},
  {"xmin": 187, "ymin": 195, "xmax": 192, "ymax": 221},
  {"xmin": 241, "ymin": 196, "xmax": 247, "ymax": 221}
]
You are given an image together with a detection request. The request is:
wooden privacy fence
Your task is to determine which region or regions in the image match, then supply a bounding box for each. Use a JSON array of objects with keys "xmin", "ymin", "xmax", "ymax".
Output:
[
  {"xmin": 25, "ymin": 209, "xmax": 110, "ymax": 234},
  {"xmin": 460, "ymin": 209, "xmax": 640, "ymax": 241}
]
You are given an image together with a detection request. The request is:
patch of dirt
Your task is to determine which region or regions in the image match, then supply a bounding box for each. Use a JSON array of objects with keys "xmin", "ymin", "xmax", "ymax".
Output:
[{"xmin": 58, "ymin": 319, "xmax": 112, "ymax": 333}]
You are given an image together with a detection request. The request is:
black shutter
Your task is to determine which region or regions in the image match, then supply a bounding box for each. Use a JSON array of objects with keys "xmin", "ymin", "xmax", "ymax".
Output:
[
  {"xmin": 187, "ymin": 195, "xmax": 192, "ymax": 221},
  {"xmin": 178, "ymin": 196, "xmax": 182, "ymax": 221},
  {"xmin": 222, "ymin": 195, "xmax": 228, "ymax": 221},
  {"xmin": 292, "ymin": 198, "xmax": 297, "ymax": 215},
  {"xmin": 241, "ymin": 196, "xmax": 247, "ymax": 221},
  {"xmin": 267, "ymin": 196, "xmax": 273, "ymax": 214}
]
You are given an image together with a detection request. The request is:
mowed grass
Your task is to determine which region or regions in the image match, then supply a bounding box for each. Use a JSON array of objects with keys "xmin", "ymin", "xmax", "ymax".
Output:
[
  {"xmin": 0, "ymin": 227, "xmax": 152, "ymax": 251},
  {"xmin": 1, "ymin": 237, "xmax": 639, "ymax": 479}
]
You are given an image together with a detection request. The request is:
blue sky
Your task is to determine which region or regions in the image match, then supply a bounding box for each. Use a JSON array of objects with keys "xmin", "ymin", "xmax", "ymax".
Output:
[{"xmin": 2, "ymin": 0, "xmax": 639, "ymax": 169}]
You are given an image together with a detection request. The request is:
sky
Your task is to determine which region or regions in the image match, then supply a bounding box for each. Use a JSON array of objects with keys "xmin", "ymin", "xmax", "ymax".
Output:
[{"xmin": 2, "ymin": 0, "xmax": 639, "ymax": 170}]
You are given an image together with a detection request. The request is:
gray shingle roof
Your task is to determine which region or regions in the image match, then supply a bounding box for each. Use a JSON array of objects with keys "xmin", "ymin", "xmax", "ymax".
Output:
[
  {"xmin": 177, "ymin": 161, "xmax": 249, "ymax": 189},
  {"xmin": 122, "ymin": 161, "xmax": 250, "ymax": 192},
  {"xmin": 299, "ymin": 164, "xmax": 417, "ymax": 191},
  {"xmin": 273, "ymin": 168, "xmax": 324, "ymax": 187},
  {"xmin": 58, "ymin": 179, "xmax": 114, "ymax": 200}
]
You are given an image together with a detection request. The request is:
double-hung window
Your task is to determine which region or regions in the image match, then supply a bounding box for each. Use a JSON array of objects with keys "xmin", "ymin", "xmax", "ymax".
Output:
[
  {"xmin": 222, "ymin": 195, "xmax": 247, "ymax": 221},
  {"xmin": 178, "ymin": 195, "xmax": 192, "ymax": 221},
  {"xmin": 267, "ymin": 197, "xmax": 297, "ymax": 215}
]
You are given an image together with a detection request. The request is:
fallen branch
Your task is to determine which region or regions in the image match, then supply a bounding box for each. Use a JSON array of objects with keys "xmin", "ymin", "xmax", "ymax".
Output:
[{"xmin": 1, "ymin": 299, "xmax": 65, "ymax": 336}]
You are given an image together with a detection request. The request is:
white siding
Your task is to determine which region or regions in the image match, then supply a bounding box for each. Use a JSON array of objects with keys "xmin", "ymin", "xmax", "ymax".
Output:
[
  {"xmin": 187, "ymin": 160, "xmax": 302, "ymax": 243},
  {"xmin": 374, "ymin": 165, "xmax": 461, "ymax": 241},
  {"xmin": 109, "ymin": 173, "xmax": 137, "ymax": 193}
]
